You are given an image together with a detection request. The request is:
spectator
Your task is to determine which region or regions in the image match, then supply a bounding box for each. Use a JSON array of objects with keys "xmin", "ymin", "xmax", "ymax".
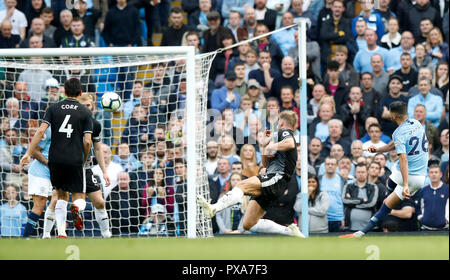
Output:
[
  {"xmin": 279, "ymin": 85, "xmax": 299, "ymax": 115},
  {"xmin": 381, "ymin": 198, "xmax": 418, "ymax": 232},
  {"xmin": 386, "ymin": 31, "xmax": 416, "ymax": 73},
  {"xmin": 12, "ymin": 81, "xmax": 39, "ymax": 121},
  {"xmin": 105, "ymin": 171, "xmax": 141, "ymax": 236},
  {"xmin": 240, "ymin": 143, "xmax": 260, "ymax": 178},
  {"xmin": 72, "ymin": 0, "xmax": 101, "ymax": 39},
  {"xmin": 323, "ymin": 60, "xmax": 348, "ymax": 114},
  {"xmin": 425, "ymin": 27, "xmax": 449, "ymax": 67},
  {"xmin": 353, "ymin": 28, "xmax": 390, "ymax": 74},
  {"xmin": 352, "ymin": 0, "xmax": 384, "ymax": 39},
  {"xmin": 408, "ymin": 67, "xmax": 444, "ymax": 99},
  {"xmin": 342, "ymin": 163, "xmax": 379, "ymax": 232},
  {"xmin": 246, "ymin": 79, "xmax": 266, "ymax": 112},
  {"xmin": 92, "ymin": 143, "xmax": 124, "ymax": 200},
  {"xmin": 263, "ymin": 96, "xmax": 279, "ymax": 130},
  {"xmin": 209, "ymin": 157, "xmax": 232, "ymax": 202},
  {"xmin": 211, "ymin": 71, "xmax": 241, "ymax": 112},
  {"xmin": 380, "ymin": 17, "xmax": 401, "ymax": 50},
  {"xmin": 141, "ymin": 167, "xmax": 175, "ymax": 218},
  {"xmin": 57, "ymin": 56, "xmax": 96, "ymax": 94},
  {"xmin": 218, "ymin": 134, "xmax": 241, "ymax": 165},
  {"xmin": 0, "ymin": 128, "xmax": 26, "ymax": 186},
  {"xmin": 0, "ymin": 0, "xmax": 27, "ymax": 40},
  {"xmin": 2, "ymin": 98, "xmax": 27, "ymax": 132},
  {"xmin": 139, "ymin": 203, "xmax": 174, "ymax": 236},
  {"xmin": 415, "ymin": 164, "xmax": 449, "ymax": 231},
  {"xmin": 412, "ymin": 43, "xmax": 435, "ymax": 74},
  {"xmin": 248, "ymin": 49, "xmax": 280, "ymax": 96},
  {"xmin": 226, "ymin": 10, "xmax": 242, "ymax": 42},
  {"xmin": 60, "ymin": 17, "xmax": 95, "ymax": 47},
  {"xmin": 228, "ymin": 41, "xmax": 250, "ymax": 72},
  {"xmin": 0, "ymin": 183, "xmax": 27, "ymax": 236},
  {"xmin": 290, "ymin": 0, "xmax": 317, "ymax": 40},
  {"xmin": 405, "ymin": 0, "xmax": 441, "ymax": 39},
  {"xmin": 17, "ymin": 56, "xmax": 53, "ymax": 102},
  {"xmin": 39, "ymin": 8, "xmax": 56, "ymax": 41},
  {"xmin": 113, "ymin": 142, "xmax": 141, "ymax": 172},
  {"xmin": 415, "ymin": 17, "xmax": 434, "ymax": 45},
  {"xmin": 161, "ymin": 7, "xmax": 189, "ymax": 47},
  {"xmin": 129, "ymin": 149, "xmax": 155, "ymax": 191},
  {"xmin": 244, "ymin": 48, "xmax": 260, "ymax": 82},
  {"xmin": 330, "ymin": 45, "xmax": 359, "ymax": 88},
  {"xmin": 319, "ymin": 0, "xmax": 353, "ymax": 72},
  {"xmin": 234, "ymin": 95, "xmax": 257, "ymax": 137},
  {"xmin": 306, "ymin": 84, "xmax": 325, "ymax": 124},
  {"xmin": 359, "ymin": 72, "xmax": 381, "ymax": 114},
  {"xmin": 122, "ymin": 81, "xmax": 143, "ymax": 121},
  {"xmin": 308, "ymin": 137, "xmax": 325, "ymax": 173},
  {"xmin": 288, "ymin": 29, "xmax": 322, "ymax": 83},
  {"xmin": 294, "ymin": 173, "xmax": 330, "ymax": 233},
  {"xmin": 362, "ymin": 123, "xmax": 387, "ymax": 157},
  {"xmin": 183, "ymin": 31, "xmax": 202, "ymax": 54},
  {"xmin": 0, "ymin": 19, "xmax": 20, "ymax": 48},
  {"xmin": 354, "ymin": 16, "xmax": 368, "ymax": 50},
  {"xmin": 434, "ymin": 62, "xmax": 449, "ymax": 95},
  {"xmin": 215, "ymin": 172, "xmax": 248, "ymax": 234},
  {"xmin": 37, "ymin": 78, "xmax": 63, "ymax": 119},
  {"xmin": 371, "ymin": 54, "xmax": 390, "ymax": 95},
  {"xmin": 269, "ymin": 56, "xmax": 298, "ymax": 100},
  {"xmin": 53, "ymin": 9, "xmax": 73, "ymax": 48},
  {"xmin": 408, "ymin": 77, "xmax": 444, "ymax": 127},
  {"xmin": 102, "ymin": 0, "xmax": 141, "ymax": 47},
  {"xmin": 338, "ymin": 156, "xmax": 355, "ymax": 184},
  {"xmin": 271, "ymin": 11, "xmax": 297, "ymax": 57},
  {"xmin": 340, "ymin": 86, "xmax": 371, "ymax": 142},
  {"xmin": 173, "ymin": 158, "xmax": 188, "ymax": 235},
  {"xmin": 319, "ymin": 156, "xmax": 345, "ymax": 232},
  {"xmin": 236, "ymin": 6, "xmax": 258, "ymax": 40},
  {"xmin": 24, "ymin": 0, "xmax": 46, "ymax": 31},
  {"xmin": 373, "ymin": 0, "xmax": 396, "ymax": 31},
  {"xmin": 377, "ymin": 75, "xmax": 408, "ymax": 138},
  {"xmin": 254, "ymin": 0, "xmax": 277, "ymax": 31},
  {"xmin": 206, "ymin": 140, "xmax": 219, "ymax": 178},
  {"xmin": 221, "ymin": 0, "xmax": 254, "ymax": 23},
  {"xmin": 350, "ymin": 139, "xmax": 364, "ymax": 165},
  {"xmin": 367, "ymin": 161, "xmax": 387, "ymax": 209},
  {"xmin": 414, "ymin": 104, "xmax": 441, "ymax": 154},
  {"xmin": 252, "ymin": 23, "xmax": 284, "ymax": 73},
  {"xmin": 393, "ymin": 52, "xmax": 418, "ymax": 93},
  {"xmin": 202, "ymin": 11, "xmax": 234, "ymax": 53},
  {"xmin": 433, "ymin": 129, "xmax": 449, "ymax": 163},
  {"xmin": 187, "ymin": 0, "xmax": 212, "ymax": 35},
  {"xmin": 309, "ymin": 101, "xmax": 336, "ymax": 142}
]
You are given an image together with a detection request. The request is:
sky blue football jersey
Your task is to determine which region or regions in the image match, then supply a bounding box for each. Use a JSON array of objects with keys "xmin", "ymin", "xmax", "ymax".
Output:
[{"xmin": 28, "ymin": 127, "xmax": 51, "ymax": 178}]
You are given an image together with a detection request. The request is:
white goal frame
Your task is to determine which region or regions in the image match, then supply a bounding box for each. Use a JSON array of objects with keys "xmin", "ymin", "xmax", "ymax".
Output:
[{"xmin": 0, "ymin": 46, "xmax": 199, "ymax": 238}]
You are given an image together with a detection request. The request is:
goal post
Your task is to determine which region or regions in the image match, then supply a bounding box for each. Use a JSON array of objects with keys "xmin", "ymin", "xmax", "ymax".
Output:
[{"xmin": 0, "ymin": 46, "xmax": 215, "ymax": 238}]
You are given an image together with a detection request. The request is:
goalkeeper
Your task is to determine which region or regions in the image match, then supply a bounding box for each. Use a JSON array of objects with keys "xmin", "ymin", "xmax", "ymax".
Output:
[{"xmin": 199, "ymin": 110, "xmax": 305, "ymax": 237}]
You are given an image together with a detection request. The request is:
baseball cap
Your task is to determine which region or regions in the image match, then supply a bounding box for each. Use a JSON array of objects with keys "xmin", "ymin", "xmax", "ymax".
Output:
[
  {"xmin": 225, "ymin": 71, "xmax": 237, "ymax": 81},
  {"xmin": 44, "ymin": 78, "xmax": 60, "ymax": 89},
  {"xmin": 151, "ymin": 204, "xmax": 166, "ymax": 214},
  {"xmin": 248, "ymin": 80, "xmax": 260, "ymax": 89},
  {"xmin": 389, "ymin": 74, "xmax": 403, "ymax": 84}
]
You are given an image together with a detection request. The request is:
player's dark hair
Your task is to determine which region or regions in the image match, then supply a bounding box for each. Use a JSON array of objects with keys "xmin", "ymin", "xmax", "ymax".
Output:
[
  {"xmin": 389, "ymin": 101, "xmax": 407, "ymax": 117},
  {"xmin": 64, "ymin": 78, "xmax": 82, "ymax": 97}
]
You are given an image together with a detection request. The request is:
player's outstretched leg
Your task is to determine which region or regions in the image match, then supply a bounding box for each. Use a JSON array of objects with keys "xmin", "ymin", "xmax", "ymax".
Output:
[
  {"xmin": 42, "ymin": 194, "xmax": 57, "ymax": 239},
  {"xmin": 70, "ymin": 195, "xmax": 86, "ymax": 231},
  {"xmin": 88, "ymin": 190, "xmax": 111, "ymax": 238}
]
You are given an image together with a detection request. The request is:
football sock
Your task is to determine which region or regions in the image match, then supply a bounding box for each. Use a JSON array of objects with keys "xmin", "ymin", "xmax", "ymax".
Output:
[
  {"xmin": 23, "ymin": 211, "xmax": 40, "ymax": 237},
  {"xmin": 214, "ymin": 187, "xmax": 244, "ymax": 213},
  {"xmin": 73, "ymin": 198, "xmax": 86, "ymax": 212},
  {"xmin": 94, "ymin": 207, "xmax": 110, "ymax": 233},
  {"xmin": 361, "ymin": 203, "xmax": 392, "ymax": 234},
  {"xmin": 55, "ymin": 200, "xmax": 68, "ymax": 236},
  {"xmin": 43, "ymin": 208, "xmax": 55, "ymax": 237},
  {"xmin": 249, "ymin": 219, "xmax": 293, "ymax": 236}
]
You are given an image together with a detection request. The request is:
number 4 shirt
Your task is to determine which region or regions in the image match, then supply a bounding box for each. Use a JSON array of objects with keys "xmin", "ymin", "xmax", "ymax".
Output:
[{"xmin": 43, "ymin": 98, "xmax": 93, "ymax": 166}]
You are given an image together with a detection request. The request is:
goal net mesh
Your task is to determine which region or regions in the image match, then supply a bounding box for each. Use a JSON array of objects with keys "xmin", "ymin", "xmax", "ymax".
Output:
[{"xmin": 0, "ymin": 51, "xmax": 215, "ymax": 238}]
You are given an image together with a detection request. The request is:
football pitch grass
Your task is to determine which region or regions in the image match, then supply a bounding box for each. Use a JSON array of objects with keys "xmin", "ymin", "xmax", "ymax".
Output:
[{"xmin": 0, "ymin": 234, "xmax": 448, "ymax": 260}]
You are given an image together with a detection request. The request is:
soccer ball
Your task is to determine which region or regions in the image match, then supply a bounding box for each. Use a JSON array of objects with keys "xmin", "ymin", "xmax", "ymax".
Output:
[{"xmin": 101, "ymin": 92, "xmax": 122, "ymax": 112}]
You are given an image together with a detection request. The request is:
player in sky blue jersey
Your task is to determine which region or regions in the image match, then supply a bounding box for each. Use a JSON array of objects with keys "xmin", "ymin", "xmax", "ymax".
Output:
[
  {"xmin": 23, "ymin": 127, "xmax": 56, "ymax": 237},
  {"xmin": 341, "ymin": 101, "xmax": 429, "ymax": 238}
]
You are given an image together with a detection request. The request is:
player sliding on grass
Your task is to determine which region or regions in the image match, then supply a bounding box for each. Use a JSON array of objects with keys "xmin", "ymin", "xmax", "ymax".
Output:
[
  {"xmin": 198, "ymin": 110, "xmax": 305, "ymax": 237},
  {"xmin": 340, "ymin": 101, "xmax": 429, "ymax": 238}
]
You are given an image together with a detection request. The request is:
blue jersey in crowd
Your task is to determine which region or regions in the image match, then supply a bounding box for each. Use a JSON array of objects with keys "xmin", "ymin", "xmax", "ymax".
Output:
[
  {"xmin": 392, "ymin": 119, "xmax": 428, "ymax": 176},
  {"xmin": 320, "ymin": 175, "xmax": 345, "ymax": 222},
  {"xmin": 28, "ymin": 127, "xmax": 51, "ymax": 179}
]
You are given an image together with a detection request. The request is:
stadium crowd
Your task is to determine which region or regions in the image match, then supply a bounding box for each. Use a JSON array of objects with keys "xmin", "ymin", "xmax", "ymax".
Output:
[{"xmin": 0, "ymin": 0, "xmax": 449, "ymax": 237}]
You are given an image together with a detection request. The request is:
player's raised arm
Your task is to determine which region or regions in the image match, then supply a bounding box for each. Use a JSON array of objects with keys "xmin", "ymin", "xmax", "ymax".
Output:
[
  {"xmin": 365, "ymin": 140, "xmax": 395, "ymax": 154},
  {"xmin": 83, "ymin": 133, "xmax": 92, "ymax": 164},
  {"xmin": 20, "ymin": 122, "xmax": 49, "ymax": 167}
]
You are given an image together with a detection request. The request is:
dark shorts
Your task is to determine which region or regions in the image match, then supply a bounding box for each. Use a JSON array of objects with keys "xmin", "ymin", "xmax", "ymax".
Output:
[
  {"xmin": 48, "ymin": 162, "xmax": 85, "ymax": 193},
  {"xmin": 251, "ymin": 173, "xmax": 289, "ymax": 210},
  {"xmin": 85, "ymin": 168, "xmax": 102, "ymax": 194}
]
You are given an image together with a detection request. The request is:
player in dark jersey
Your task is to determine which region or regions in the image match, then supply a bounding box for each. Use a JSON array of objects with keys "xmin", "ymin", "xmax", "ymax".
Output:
[
  {"xmin": 21, "ymin": 78, "xmax": 93, "ymax": 238},
  {"xmin": 40, "ymin": 94, "xmax": 112, "ymax": 238},
  {"xmin": 198, "ymin": 110, "xmax": 305, "ymax": 237}
]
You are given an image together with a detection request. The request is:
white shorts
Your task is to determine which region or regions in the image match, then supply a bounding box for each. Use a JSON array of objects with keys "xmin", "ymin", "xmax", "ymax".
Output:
[
  {"xmin": 28, "ymin": 174, "xmax": 53, "ymax": 197},
  {"xmin": 390, "ymin": 168, "xmax": 426, "ymax": 200}
]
